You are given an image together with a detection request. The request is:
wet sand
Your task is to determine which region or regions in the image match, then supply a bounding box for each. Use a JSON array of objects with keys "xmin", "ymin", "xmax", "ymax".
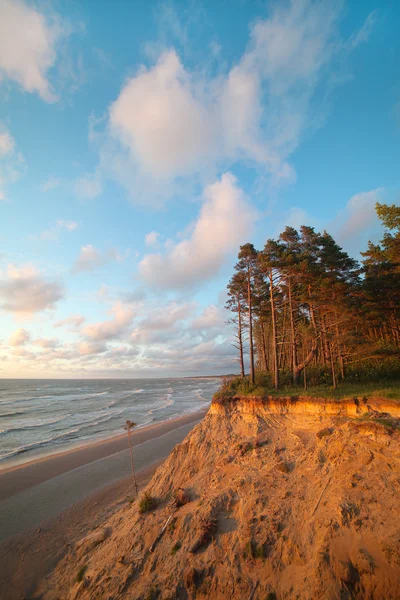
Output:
[{"xmin": 0, "ymin": 409, "xmax": 206, "ymax": 541}]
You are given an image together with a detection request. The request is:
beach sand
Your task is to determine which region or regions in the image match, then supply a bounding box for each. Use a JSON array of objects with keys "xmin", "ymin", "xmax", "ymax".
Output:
[{"xmin": 0, "ymin": 409, "xmax": 206, "ymax": 600}]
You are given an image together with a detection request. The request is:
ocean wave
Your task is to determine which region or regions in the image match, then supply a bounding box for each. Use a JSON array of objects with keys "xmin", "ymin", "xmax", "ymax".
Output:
[
  {"xmin": 132, "ymin": 389, "xmax": 145, "ymax": 394},
  {"xmin": 0, "ymin": 414, "xmax": 68, "ymax": 436},
  {"xmin": 147, "ymin": 393, "xmax": 174, "ymax": 415}
]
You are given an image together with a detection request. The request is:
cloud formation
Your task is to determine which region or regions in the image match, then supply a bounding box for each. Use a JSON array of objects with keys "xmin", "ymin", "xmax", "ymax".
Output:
[
  {"xmin": 0, "ymin": 124, "xmax": 24, "ymax": 200},
  {"xmin": 0, "ymin": 264, "xmax": 64, "ymax": 315},
  {"xmin": 336, "ymin": 188, "xmax": 383, "ymax": 246},
  {"xmin": 139, "ymin": 173, "xmax": 256, "ymax": 289},
  {"xmin": 145, "ymin": 231, "xmax": 159, "ymax": 246},
  {"xmin": 0, "ymin": 0, "xmax": 63, "ymax": 101},
  {"xmin": 35, "ymin": 219, "xmax": 78, "ymax": 241},
  {"xmin": 54, "ymin": 314, "xmax": 85, "ymax": 329},
  {"xmin": 83, "ymin": 302, "xmax": 134, "ymax": 342},
  {"xmin": 83, "ymin": 1, "xmax": 374, "ymax": 204},
  {"xmin": 0, "ymin": 130, "xmax": 15, "ymax": 157},
  {"xmin": 8, "ymin": 327, "xmax": 30, "ymax": 346},
  {"xmin": 72, "ymin": 245, "xmax": 125, "ymax": 273}
]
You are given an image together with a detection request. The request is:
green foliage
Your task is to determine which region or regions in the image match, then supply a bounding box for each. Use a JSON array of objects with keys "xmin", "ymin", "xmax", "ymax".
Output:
[
  {"xmin": 214, "ymin": 370, "xmax": 400, "ymax": 401},
  {"xmin": 171, "ymin": 540, "xmax": 182, "ymax": 555},
  {"xmin": 225, "ymin": 203, "xmax": 400, "ymax": 393},
  {"xmin": 139, "ymin": 491, "xmax": 158, "ymax": 514},
  {"xmin": 76, "ymin": 565, "xmax": 87, "ymax": 583}
]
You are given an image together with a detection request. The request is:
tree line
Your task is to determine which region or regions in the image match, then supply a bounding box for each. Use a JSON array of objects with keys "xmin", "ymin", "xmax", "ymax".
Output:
[{"xmin": 225, "ymin": 203, "xmax": 400, "ymax": 389}]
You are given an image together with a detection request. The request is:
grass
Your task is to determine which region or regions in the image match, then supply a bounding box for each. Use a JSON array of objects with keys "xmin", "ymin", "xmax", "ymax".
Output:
[
  {"xmin": 76, "ymin": 565, "xmax": 88, "ymax": 583},
  {"xmin": 214, "ymin": 378, "xmax": 400, "ymax": 402},
  {"xmin": 139, "ymin": 491, "xmax": 158, "ymax": 514}
]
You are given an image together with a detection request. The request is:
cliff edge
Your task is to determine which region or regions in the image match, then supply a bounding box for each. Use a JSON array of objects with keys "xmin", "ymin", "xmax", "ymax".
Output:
[{"xmin": 40, "ymin": 396, "xmax": 400, "ymax": 600}]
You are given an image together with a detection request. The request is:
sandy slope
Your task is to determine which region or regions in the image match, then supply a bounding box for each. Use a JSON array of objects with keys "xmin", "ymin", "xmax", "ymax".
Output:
[{"xmin": 38, "ymin": 396, "xmax": 400, "ymax": 600}]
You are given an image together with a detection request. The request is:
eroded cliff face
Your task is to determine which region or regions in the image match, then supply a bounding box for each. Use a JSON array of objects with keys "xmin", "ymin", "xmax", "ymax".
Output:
[{"xmin": 40, "ymin": 397, "xmax": 400, "ymax": 600}]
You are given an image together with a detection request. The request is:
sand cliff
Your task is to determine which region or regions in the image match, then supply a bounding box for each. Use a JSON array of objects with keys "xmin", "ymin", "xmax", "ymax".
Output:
[{"xmin": 39, "ymin": 396, "xmax": 400, "ymax": 599}]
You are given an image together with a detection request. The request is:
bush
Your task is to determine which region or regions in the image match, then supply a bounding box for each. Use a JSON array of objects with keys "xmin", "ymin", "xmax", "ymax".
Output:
[
  {"xmin": 276, "ymin": 461, "xmax": 290, "ymax": 473},
  {"xmin": 76, "ymin": 565, "xmax": 87, "ymax": 583},
  {"xmin": 139, "ymin": 491, "xmax": 158, "ymax": 514},
  {"xmin": 173, "ymin": 488, "xmax": 190, "ymax": 508},
  {"xmin": 317, "ymin": 427, "xmax": 333, "ymax": 439},
  {"xmin": 171, "ymin": 541, "xmax": 182, "ymax": 555}
]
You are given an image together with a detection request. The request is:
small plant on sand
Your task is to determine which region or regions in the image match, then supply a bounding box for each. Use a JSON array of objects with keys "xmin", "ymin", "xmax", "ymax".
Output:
[
  {"xmin": 76, "ymin": 565, "xmax": 88, "ymax": 583},
  {"xmin": 144, "ymin": 587, "xmax": 159, "ymax": 600},
  {"xmin": 168, "ymin": 517, "xmax": 177, "ymax": 532},
  {"xmin": 173, "ymin": 488, "xmax": 190, "ymax": 508},
  {"xmin": 266, "ymin": 593, "xmax": 277, "ymax": 600},
  {"xmin": 171, "ymin": 540, "xmax": 182, "ymax": 555},
  {"xmin": 276, "ymin": 461, "xmax": 290, "ymax": 473},
  {"xmin": 317, "ymin": 427, "xmax": 333, "ymax": 439},
  {"xmin": 190, "ymin": 518, "xmax": 218, "ymax": 553},
  {"xmin": 124, "ymin": 419, "xmax": 138, "ymax": 496},
  {"xmin": 244, "ymin": 540, "xmax": 266, "ymax": 560},
  {"xmin": 139, "ymin": 491, "xmax": 158, "ymax": 514}
]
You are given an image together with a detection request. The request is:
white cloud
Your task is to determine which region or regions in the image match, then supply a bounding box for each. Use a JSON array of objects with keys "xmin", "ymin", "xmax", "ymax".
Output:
[
  {"xmin": 0, "ymin": 264, "xmax": 64, "ymax": 315},
  {"xmin": 40, "ymin": 176, "xmax": 60, "ymax": 192},
  {"xmin": 82, "ymin": 1, "xmax": 372, "ymax": 205},
  {"xmin": 145, "ymin": 231, "xmax": 159, "ymax": 246},
  {"xmin": 35, "ymin": 219, "xmax": 78, "ymax": 241},
  {"xmin": 78, "ymin": 341, "xmax": 107, "ymax": 356},
  {"xmin": 72, "ymin": 244, "xmax": 125, "ymax": 273},
  {"xmin": 139, "ymin": 173, "xmax": 256, "ymax": 289},
  {"xmin": 0, "ymin": 130, "xmax": 15, "ymax": 157},
  {"xmin": 0, "ymin": 0, "xmax": 63, "ymax": 101},
  {"xmin": 74, "ymin": 173, "xmax": 103, "ymax": 199},
  {"xmin": 0, "ymin": 124, "xmax": 24, "ymax": 200},
  {"xmin": 191, "ymin": 304, "xmax": 225, "ymax": 331},
  {"xmin": 54, "ymin": 314, "xmax": 85, "ymax": 329},
  {"xmin": 83, "ymin": 302, "xmax": 134, "ymax": 342},
  {"xmin": 348, "ymin": 11, "xmax": 376, "ymax": 49},
  {"xmin": 33, "ymin": 337, "xmax": 59, "ymax": 349},
  {"xmin": 9, "ymin": 327, "xmax": 30, "ymax": 346},
  {"xmin": 136, "ymin": 301, "xmax": 194, "ymax": 333},
  {"xmin": 336, "ymin": 188, "xmax": 383, "ymax": 243}
]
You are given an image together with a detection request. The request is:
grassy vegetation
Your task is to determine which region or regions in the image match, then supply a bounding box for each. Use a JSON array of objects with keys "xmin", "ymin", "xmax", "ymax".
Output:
[
  {"xmin": 138, "ymin": 491, "xmax": 158, "ymax": 514},
  {"xmin": 214, "ymin": 368, "xmax": 400, "ymax": 402}
]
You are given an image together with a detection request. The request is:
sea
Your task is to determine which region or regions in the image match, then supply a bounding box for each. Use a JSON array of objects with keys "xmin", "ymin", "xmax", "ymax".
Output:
[{"xmin": 0, "ymin": 378, "xmax": 221, "ymax": 469}]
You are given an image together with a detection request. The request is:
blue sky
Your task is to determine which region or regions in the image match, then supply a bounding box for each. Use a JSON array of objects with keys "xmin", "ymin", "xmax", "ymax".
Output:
[{"xmin": 0, "ymin": 0, "xmax": 399, "ymax": 378}]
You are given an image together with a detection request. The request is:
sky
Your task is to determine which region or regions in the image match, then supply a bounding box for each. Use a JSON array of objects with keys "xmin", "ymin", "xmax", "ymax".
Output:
[{"xmin": 0, "ymin": 0, "xmax": 399, "ymax": 378}]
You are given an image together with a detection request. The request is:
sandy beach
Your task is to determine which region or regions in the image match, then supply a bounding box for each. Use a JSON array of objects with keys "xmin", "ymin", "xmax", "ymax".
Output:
[
  {"xmin": 0, "ymin": 408, "xmax": 206, "ymax": 599},
  {"xmin": 0, "ymin": 409, "xmax": 206, "ymax": 539}
]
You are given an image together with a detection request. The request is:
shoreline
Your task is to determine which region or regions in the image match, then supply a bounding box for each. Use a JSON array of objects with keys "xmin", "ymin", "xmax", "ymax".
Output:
[
  {"xmin": 0, "ymin": 408, "xmax": 208, "ymax": 502},
  {"xmin": 0, "ymin": 461, "xmax": 163, "ymax": 600}
]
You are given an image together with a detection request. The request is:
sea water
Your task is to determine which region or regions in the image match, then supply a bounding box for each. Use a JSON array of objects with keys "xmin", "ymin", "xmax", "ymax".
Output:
[{"xmin": 0, "ymin": 378, "xmax": 221, "ymax": 468}]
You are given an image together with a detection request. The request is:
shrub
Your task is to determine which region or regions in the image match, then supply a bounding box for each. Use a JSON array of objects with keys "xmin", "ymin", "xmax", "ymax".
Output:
[
  {"xmin": 276, "ymin": 461, "xmax": 290, "ymax": 473},
  {"xmin": 173, "ymin": 488, "xmax": 190, "ymax": 508},
  {"xmin": 76, "ymin": 565, "xmax": 87, "ymax": 583},
  {"xmin": 139, "ymin": 491, "xmax": 158, "ymax": 514},
  {"xmin": 317, "ymin": 428, "xmax": 333, "ymax": 439},
  {"xmin": 171, "ymin": 541, "xmax": 182, "ymax": 555}
]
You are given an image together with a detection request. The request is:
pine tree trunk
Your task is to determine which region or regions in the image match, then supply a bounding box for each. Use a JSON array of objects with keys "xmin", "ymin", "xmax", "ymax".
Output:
[
  {"xmin": 247, "ymin": 270, "xmax": 255, "ymax": 384},
  {"xmin": 287, "ymin": 276, "xmax": 299, "ymax": 384},
  {"xmin": 237, "ymin": 294, "xmax": 245, "ymax": 378},
  {"xmin": 269, "ymin": 268, "xmax": 279, "ymax": 389}
]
